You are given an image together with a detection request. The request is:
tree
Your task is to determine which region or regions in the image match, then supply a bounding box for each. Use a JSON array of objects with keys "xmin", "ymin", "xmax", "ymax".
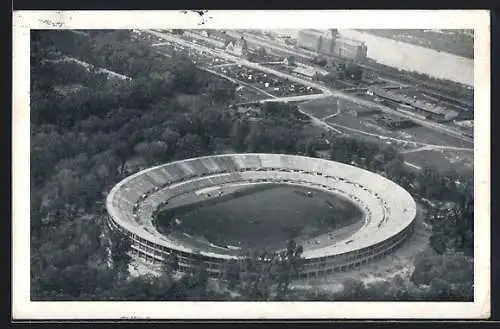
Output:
[
  {"xmin": 109, "ymin": 229, "xmax": 132, "ymax": 279},
  {"xmin": 411, "ymin": 247, "xmax": 473, "ymax": 290},
  {"xmin": 175, "ymin": 133, "xmax": 207, "ymax": 159},
  {"xmin": 337, "ymin": 278, "xmax": 366, "ymax": 300},
  {"xmin": 275, "ymin": 240, "xmax": 304, "ymax": 294},
  {"xmin": 162, "ymin": 253, "xmax": 179, "ymax": 279},
  {"xmin": 384, "ymin": 158, "xmax": 405, "ymax": 183},
  {"xmin": 231, "ymin": 118, "xmax": 251, "ymax": 152},
  {"xmin": 223, "ymin": 259, "xmax": 242, "ymax": 290},
  {"xmin": 133, "ymin": 140, "xmax": 169, "ymax": 165},
  {"xmin": 206, "ymin": 80, "xmax": 235, "ymax": 105},
  {"xmin": 42, "ymin": 168, "xmax": 85, "ymax": 222},
  {"xmin": 171, "ymin": 58, "xmax": 203, "ymax": 94},
  {"xmin": 419, "ymin": 165, "xmax": 443, "ymax": 199},
  {"xmin": 112, "ymin": 141, "xmax": 134, "ymax": 175}
]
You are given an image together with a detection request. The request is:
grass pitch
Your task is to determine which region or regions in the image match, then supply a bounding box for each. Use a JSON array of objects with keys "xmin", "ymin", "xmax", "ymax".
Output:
[{"xmin": 156, "ymin": 183, "xmax": 364, "ymax": 252}]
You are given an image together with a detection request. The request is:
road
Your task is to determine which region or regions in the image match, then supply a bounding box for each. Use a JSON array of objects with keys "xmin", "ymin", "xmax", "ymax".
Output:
[
  {"xmin": 321, "ymin": 110, "xmax": 342, "ymax": 121},
  {"xmin": 61, "ymin": 56, "xmax": 132, "ymax": 80},
  {"xmin": 144, "ymin": 30, "xmax": 473, "ymax": 146},
  {"xmin": 209, "ymin": 63, "xmax": 239, "ymax": 68},
  {"xmin": 256, "ymin": 93, "xmax": 332, "ymax": 104},
  {"xmin": 404, "ymin": 162, "xmax": 422, "ymax": 170},
  {"xmin": 401, "ymin": 145, "xmax": 437, "ymax": 154}
]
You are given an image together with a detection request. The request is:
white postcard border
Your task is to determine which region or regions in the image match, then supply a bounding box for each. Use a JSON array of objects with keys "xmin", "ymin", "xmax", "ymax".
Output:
[{"xmin": 12, "ymin": 10, "xmax": 491, "ymax": 319}]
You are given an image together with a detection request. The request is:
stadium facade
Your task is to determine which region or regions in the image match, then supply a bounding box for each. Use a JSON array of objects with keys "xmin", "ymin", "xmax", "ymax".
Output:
[
  {"xmin": 297, "ymin": 29, "xmax": 368, "ymax": 63},
  {"xmin": 106, "ymin": 154, "xmax": 416, "ymax": 279}
]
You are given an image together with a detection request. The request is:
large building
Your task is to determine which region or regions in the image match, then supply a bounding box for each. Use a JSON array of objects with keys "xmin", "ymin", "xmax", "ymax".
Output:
[
  {"xmin": 203, "ymin": 30, "xmax": 236, "ymax": 48},
  {"xmin": 225, "ymin": 37, "xmax": 249, "ymax": 57},
  {"xmin": 106, "ymin": 154, "xmax": 416, "ymax": 279},
  {"xmin": 297, "ymin": 29, "xmax": 368, "ymax": 62},
  {"xmin": 292, "ymin": 66, "xmax": 322, "ymax": 80},
  {"xmin": 367, "ymin": 87, "xmax": 458, "ymax": 120}
]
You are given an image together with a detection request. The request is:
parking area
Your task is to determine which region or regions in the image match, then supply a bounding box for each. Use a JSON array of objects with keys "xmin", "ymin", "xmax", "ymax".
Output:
[
  {"xmin": 154, "ymin": 42, "xmax": 235, "ymax": 67},
  {"xmin": 211, "ymin": 65, "xmax": 322, "ymax": 98}
]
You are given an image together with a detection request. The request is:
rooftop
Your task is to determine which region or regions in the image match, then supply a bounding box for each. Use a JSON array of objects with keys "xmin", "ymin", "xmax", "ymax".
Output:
[{"xmin": 293, "ymin": 66, "xmax": 318, "ymax": 77}]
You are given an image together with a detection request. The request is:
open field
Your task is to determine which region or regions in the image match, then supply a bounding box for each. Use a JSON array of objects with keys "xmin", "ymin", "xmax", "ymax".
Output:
[
  {"xmin": 402, "ymin": 126, "xmax": 473, "ymax": 148},
  {"xmin": 403, "ymin": 149, "xmax": 473, "ymax": 173},
  {"xmin": 299, "ymin": 97, "xmax": 341, "ymax": 119},
  {"xmin": 300, "ymin": 97, "xmax": 382, "ymax": 119},
  {"xmin": 157, "ymin": 183, "xmax": 364, "ymax": 252}
]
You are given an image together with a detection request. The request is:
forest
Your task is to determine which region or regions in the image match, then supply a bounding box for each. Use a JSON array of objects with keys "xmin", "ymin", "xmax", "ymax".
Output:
[{"xmin": 30, "ymin": 30, "xmax": 473, "ymax": 301}]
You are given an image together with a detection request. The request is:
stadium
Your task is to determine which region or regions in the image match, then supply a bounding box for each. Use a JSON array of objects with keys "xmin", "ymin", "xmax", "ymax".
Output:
[{"xmin": 106, "ymin": 153, "xmax": 417, "ymax": 279}]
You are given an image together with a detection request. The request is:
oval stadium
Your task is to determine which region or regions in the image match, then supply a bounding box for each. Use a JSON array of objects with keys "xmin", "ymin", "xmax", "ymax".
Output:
[{"xmin": 106, "ymin": 153, "xmax": 417, "ymax": 279}]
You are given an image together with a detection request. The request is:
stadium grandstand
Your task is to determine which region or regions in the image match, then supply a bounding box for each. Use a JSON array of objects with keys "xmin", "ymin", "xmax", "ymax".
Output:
[{"xmin": 106, "ymin": 154, "xmax": 416, "ymax": 279}]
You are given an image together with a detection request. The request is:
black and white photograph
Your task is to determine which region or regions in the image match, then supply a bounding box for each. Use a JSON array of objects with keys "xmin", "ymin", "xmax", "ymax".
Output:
[{"xmin": 13, "ymin": 10, "xmax": 490, "ymax": 319}]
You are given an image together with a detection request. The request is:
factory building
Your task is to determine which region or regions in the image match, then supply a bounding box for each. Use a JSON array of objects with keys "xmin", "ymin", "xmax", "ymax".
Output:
[
  {"xmin": 297, "ymin": 29, "xmax": 368, "ymax": 62},
  {"xmin": 334, "ymin": 37, "xmax": 368, "ymax": 63},
  {"xmin": 297, "ymin": 29, "xmax": 324, "ymax": 51}
]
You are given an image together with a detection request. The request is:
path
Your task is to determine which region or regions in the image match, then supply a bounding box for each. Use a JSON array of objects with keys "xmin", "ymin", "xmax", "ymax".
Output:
[{"xmin": 61, "ymin": 56, "xmax": 132, "ymax": 80}]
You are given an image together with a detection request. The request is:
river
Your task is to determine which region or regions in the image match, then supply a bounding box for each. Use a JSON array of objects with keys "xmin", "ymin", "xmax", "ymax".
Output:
[{"xmin": 338, "ymin": 29, "xmax": 474, "ymax": 87}]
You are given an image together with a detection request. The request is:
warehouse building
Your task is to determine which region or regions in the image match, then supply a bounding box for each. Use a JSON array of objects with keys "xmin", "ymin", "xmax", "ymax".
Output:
[
  {"xmin": 297, "ymin": 29, "xmax": 368, "ymax": 62},
  {"xmin": 367, "ymin": 87, "xmax": 458, "ymax": 120},
  {"xmin": 292, "ymin": 66, "xmax": 321, "ymax": 80}
]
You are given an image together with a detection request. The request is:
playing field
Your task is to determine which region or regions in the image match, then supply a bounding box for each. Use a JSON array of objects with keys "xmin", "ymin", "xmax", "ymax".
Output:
[
  {"xmin": 300, "ymin": 96, "xmax": 341, "ymax": 119},
  {"xmin": 156, "ymin": 183, "xmax": 364, "ymax": 252}
]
